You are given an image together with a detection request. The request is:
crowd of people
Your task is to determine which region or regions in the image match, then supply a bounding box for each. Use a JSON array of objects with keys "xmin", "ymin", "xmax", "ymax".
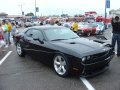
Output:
[{"xmin": 0, "ymin": 20, "xmax": 16, "ymax": 54}]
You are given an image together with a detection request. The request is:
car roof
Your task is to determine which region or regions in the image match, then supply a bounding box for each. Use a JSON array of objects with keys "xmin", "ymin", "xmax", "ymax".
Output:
[{"xmin": 28, "ymin": 25, "xmax": 64, "ymax": 30}]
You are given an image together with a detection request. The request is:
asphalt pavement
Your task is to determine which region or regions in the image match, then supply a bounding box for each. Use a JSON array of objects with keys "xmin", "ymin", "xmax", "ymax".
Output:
[{"xmin": 0, "ymin": 27, "xmax": 120, "ymax": 90}]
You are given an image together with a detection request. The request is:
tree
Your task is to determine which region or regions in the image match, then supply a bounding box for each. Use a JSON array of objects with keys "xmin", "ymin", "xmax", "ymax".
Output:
[
  {"xmin": 61, "ymin": 14, "xmax": 68, "ymax": 17},
  {"xmin": 78, "ymin": 14, "xmax": 84, "ymax": 17},
  {"xmin": 74, "ymin": 14, "xmax": 78, "ymax": 17},
  {"xmin": 25, "ymin": 12, "xmax": 34, "ymax": 16}
]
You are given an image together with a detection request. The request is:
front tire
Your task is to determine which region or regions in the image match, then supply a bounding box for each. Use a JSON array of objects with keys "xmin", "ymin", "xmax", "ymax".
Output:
[
  {"xmin": 53, "ymin": 54, "xmax": 70, "ymax": 77},
  {"xmin": 87, "ymin": 32, "xmax": 91, "ymax": 36},
  {"xmin": 16, "ymin": 43, "xmax": 25, "ymax": 57},
  {"xmin": 99, "ymin": 31, "xmax": 103, "ymax": 35}
]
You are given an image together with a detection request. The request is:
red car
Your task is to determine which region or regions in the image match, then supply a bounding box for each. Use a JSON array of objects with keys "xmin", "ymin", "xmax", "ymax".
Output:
[{"xmin": 77, "ymin": 23, "xmax": 97, "ymax": 36}]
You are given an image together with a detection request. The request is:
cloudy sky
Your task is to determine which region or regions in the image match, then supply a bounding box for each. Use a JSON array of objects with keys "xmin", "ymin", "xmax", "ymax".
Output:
[{"xmin": 0, "ymin": 0, "xmax": 119, "ymax": 16}]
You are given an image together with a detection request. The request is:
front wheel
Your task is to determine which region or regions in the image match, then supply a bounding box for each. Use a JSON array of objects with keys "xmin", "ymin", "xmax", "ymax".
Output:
[
  {"xmin": 16, "ymin": 43, "xmax": 25, "ymax": 57},
  {"xmin": 99, "ymin": 31, "xmax": 104, "ymax": 35},
  {"xmin": 53, "ymin": 54, "xmax": 70, "ymax": 77},
  {"xmin": 87, "ymin": 32, "xmax": 91, "ymax": 36}
]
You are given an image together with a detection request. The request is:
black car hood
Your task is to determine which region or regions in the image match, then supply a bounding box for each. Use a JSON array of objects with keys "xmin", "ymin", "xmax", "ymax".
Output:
[{"xmin": 51, "ymin": 38, "xmax": 110, "ymax": 57}]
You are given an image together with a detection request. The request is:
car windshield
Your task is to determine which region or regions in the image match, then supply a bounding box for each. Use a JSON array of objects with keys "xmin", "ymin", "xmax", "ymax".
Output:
[
  {"xmin": 44, "ymin": 28, "xmax": 79, "ymax": 41},
  {"xmin": 85, "ymin": 24, "xmax": 97, "ymax": 28}
]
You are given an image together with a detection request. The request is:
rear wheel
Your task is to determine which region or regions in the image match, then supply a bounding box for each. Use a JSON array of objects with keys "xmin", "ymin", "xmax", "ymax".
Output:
[
  {"xmin": 16, "ymin": 43, "xmax": 25, "ymax": 57},
  {"xmin": 53, "ymin": 54, "xmax": 70, "ymax": 77}
]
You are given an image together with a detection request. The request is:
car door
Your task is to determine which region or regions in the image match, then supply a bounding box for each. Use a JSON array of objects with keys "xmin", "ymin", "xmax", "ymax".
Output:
[
  {"xmin": 22, "ymin": 29, "xmax": 34, "ymax": 55},
  {"xmin": 28, "ymin": 29, "xmax": 48, "ymax": 60},
  {"xmin": 30, "ymin": 29, "xmax": 55, "ymax": 63}
]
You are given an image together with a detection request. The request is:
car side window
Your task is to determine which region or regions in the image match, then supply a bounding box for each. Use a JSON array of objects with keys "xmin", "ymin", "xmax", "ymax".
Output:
[
  {"xmin": 31, "ymin": 29, "xmax": 44, "ymax": 40},
  {"xmin": 25, "ymin": 29, "xmax": 32, "ymax": 37}
]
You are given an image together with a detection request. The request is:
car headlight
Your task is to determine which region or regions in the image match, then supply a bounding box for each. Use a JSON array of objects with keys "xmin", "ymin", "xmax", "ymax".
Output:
[
  {"xmin": 86, "ymin": 56, "xmax": 90, "ymax": 60},
  {"xmin": 82, "ymin": 57, "xmax": 86, "ymax": 62},
  {"xmin": 82, "ymin": 56, "xmax": 90, "ymax": 62}
]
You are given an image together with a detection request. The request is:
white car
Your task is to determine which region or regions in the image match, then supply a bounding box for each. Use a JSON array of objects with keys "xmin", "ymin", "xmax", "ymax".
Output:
[
  {"xmin": 24, "ymin": 21, "xmax": 33, "ymax": 27},
  {"xmin": 94, "ymin": 22, "xmax": 105, "ymax": 35},
  {"xmin": 32, "ymin": 21, "xmax": 40, "ymax": 26}
]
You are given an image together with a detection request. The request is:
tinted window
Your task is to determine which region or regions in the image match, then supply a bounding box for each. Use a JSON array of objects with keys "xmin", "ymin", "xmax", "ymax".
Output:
[
  {"xmin": 25, "ymin": 29, "xmax": 32, "ymax": 37},
  {"xmin": 31, "ymin": 29, "xmax": 43, "ymax": 40}
]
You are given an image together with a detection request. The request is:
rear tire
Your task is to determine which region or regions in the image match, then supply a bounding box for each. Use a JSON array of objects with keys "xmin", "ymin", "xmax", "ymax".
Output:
[{"xmin": 16, "ymin": 43, "xmax": 25, "ymax": 57}]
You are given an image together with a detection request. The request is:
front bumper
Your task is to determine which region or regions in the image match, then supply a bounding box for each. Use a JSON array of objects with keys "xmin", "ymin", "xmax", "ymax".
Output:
[
  {"xmin": 77, "ymin": 29, "xmax": 92, "ymax": 35},
  {"xmin": 80, "ymin": 53, "xmax": 114, "ymax": 78}
]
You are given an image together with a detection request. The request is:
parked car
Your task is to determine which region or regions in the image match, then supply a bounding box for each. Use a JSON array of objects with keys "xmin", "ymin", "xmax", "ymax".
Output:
[
  {"xmin": 32, "ymin": 20, "xmax": 40, "ymax": 26},
  {"xmin": 24, "ymin": 21, "xmax": 33, "ymax": 27},
  {"xmin": 78, "ymin": 22, "xmax": 105, "ymax": 36},
  {"xmin": 77, "ymin": 23, "xmax": 96, "ymax": 36},
  {"xmin": 14, "ymin": 26, "xmax": 114, "ymax": 77}
]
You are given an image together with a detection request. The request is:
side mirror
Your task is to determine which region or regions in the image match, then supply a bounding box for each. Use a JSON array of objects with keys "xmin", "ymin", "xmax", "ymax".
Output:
[{"xmin": 33, "ymin": 37, "xmax": 44, "ymax": 44}]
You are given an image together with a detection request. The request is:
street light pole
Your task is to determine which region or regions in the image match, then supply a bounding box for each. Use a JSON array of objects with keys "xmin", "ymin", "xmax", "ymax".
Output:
[
  {"xmin": 62, "ymin": 9, "xmax": 63, "ymax": 15},
  {"xmin": 18, "ymin": 4, "xmax": 25, "ymax": 16},
  {"xmin": 35, "ymin": 0, "xmax": 36, "ymax": 16},
  {"xmin": 105, "ymin": 0, "xmax": 107, "ymax": 29},
  {"xmin": 19, "ymin": 4, "xmax": 23, "ymax": 16}
]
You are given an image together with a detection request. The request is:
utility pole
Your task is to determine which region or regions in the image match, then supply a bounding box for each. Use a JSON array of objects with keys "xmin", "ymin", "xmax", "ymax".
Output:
[{"xmin": 105, "ymin": 0, "xmax": 110, "ymax": 29}]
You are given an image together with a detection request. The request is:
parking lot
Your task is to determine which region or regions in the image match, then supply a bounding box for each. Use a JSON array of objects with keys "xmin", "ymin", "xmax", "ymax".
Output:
[{"xmin": 0, "ymin": 27, "xmax": 120, "ymax": 90}]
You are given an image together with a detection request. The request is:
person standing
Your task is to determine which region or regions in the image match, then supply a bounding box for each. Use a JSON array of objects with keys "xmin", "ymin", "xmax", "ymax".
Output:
[
  {"xmin": 0, "ymin": 22, "xmax": 5, "ymax": 53},
  {"xmin": 111, "ymin": 16, "xmax": 120, "ymax": 57},
  {"xmin": 2, "ymin": 20, "xmax": 8, "ymax": 47},
  {"xmin": 72, "ymin": 19, "xmax": 78, "ymax": 33},
  {"xmin": 11, "ymin": 23, "xmax": 16, "ymax": 44},
  {"xmin": 7, "ymin": 21, "xmax": 12, "ymax": 45},
  {"xmin": 63, "ymin": 19, "xmax": 71, "ymax": 28}
]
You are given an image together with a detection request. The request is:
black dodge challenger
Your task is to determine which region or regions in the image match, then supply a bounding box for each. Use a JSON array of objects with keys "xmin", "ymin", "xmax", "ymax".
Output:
[{"xmin": 14, "ymin": 26, "xmax": 114, "ymax": 77}]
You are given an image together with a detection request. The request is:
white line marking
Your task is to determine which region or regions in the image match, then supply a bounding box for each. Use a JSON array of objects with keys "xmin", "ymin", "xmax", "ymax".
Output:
[
  {"xmin": 0, "ymin": 51, "xmax": 12, "ymax": 65},
  {"xmin": 80, "ymin": 77, "xmax": 95, "ymax": 90}
]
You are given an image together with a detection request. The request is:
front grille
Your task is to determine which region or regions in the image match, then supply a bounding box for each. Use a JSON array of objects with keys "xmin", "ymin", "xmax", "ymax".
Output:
[
  {"xmin": 91, "ymin": 51, "xmax": 109, "ymax": 59},
  {"xmin": 84, "ymin": 49, "xmax": 114, "ymax": 64},
  {"xmin": 78, "ymin": 30, "xmax": 82, "ymax": 33}
]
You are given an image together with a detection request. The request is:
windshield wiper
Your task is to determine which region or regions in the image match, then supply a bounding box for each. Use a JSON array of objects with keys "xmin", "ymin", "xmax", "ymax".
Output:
[{"xmin": 51, "ymin": 39, "xmax": 67, "ymax": 41}]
